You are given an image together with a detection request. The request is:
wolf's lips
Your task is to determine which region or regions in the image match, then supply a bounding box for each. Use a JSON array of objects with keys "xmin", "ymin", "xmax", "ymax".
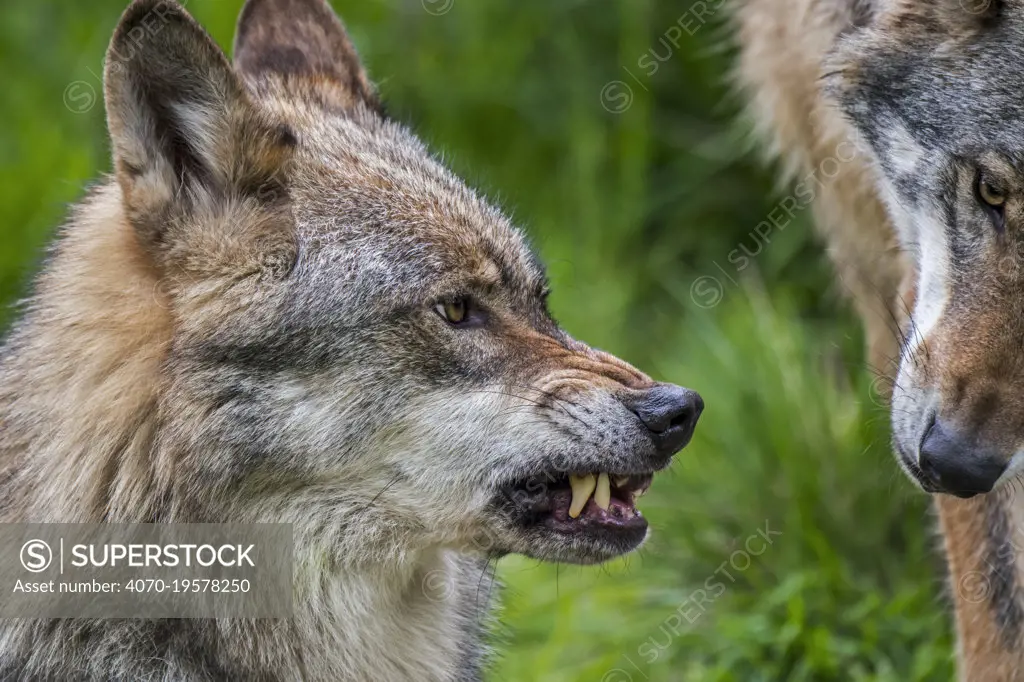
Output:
[{"xmin": 506, "ymin": 472, "xmax": 652, "ymax": 534}]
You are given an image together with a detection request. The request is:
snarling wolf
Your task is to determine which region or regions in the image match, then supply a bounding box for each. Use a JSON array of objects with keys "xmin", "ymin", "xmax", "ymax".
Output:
[
  {"xmin": 735, "ymin": 0, "xmax": 1024, "ymax": 678},
  {"xmin": 0, "ymin": 0, "xmax": 703, "ymax": 678}
]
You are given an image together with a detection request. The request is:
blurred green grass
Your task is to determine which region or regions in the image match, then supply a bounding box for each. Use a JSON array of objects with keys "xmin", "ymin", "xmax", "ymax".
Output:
[{"xmin": 0, "ymin": 1, "xmax": 953, "ymax": 679}]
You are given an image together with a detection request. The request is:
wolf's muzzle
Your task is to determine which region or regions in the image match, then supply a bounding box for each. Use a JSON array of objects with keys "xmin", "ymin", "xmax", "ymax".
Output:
[
  {"xmin": 627, "ymin": 384, "xmax": 704, "ymax": 458},
  {"xmin": 918, "ymin": 418, "xmax": 1007, "ymax": 499}
]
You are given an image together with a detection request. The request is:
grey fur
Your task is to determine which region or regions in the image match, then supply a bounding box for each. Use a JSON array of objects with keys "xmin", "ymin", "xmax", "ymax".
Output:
[{"xmin": 0, "ymin": 0, "xmax": 700, "ymax": 679}]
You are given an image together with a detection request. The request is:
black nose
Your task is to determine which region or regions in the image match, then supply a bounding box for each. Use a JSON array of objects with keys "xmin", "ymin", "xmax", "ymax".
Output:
[
  {"xmin": 630, "ymin": 384, "xmax": 704, "ymax": 456},
  {"xmin": 918, "ymin": 419, "xmax": 1007, "ymax": 498}
]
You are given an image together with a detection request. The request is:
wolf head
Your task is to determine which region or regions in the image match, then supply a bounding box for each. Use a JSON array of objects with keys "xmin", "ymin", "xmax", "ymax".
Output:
[
  {"xmin": 827, "ymin": 0, "xmax": 1024, "ymax": 497},
  {"xmin": 101, "ymin": 0, "xmax": 701, "ymax": 565}
]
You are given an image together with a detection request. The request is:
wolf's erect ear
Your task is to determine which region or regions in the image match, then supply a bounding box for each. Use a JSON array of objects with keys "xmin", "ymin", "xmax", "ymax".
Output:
[
  {"xmin": 233, "ymin": 0, "xmax": 381, "ymax": 112},
  {"xmin": 105, "ymin": 0, "xmax": 295, "ymax": 247}
]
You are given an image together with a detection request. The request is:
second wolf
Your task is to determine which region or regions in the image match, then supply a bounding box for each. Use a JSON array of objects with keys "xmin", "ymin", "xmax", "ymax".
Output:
[{"xmin": 737, "ymin": 0, "xmax": 1024, "ymax": 679}]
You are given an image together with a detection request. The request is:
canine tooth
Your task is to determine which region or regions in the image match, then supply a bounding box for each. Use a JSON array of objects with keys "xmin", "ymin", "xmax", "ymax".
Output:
[
  {"xmin": 568, "ymin": 474, "xmax": 597, "ymax": 518},
  {"xmin": 595, "ymin": 473, "xmax": 611, "ymax": 511}
]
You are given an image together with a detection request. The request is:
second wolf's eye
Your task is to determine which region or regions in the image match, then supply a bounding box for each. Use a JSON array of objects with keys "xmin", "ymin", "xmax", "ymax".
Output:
[
  {"xmin": 436, "ymin": 298, "xmax": 469, "ymax": 325},
  {"xmin": 975, "ymin": 173, "xmax": 1007, "ymax": 231}
]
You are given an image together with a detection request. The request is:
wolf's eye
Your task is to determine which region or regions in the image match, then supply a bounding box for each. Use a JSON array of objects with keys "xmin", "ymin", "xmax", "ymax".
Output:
[
  {"xmin": 436, "ymin": 297, "xmax": 469, "ymax": 325},
  {"xmin": 975, "ymin": 173, "xmax": 1007, "ymax": 232},
  {"xmin": 978, "ymin": 176, "xmax": 1007, "ymax": 208}
]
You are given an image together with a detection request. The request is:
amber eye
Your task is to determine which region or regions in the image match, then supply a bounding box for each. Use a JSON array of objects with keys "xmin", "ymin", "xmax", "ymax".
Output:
[
  {"xmin": 977, "ymin": 174, "xmax": 1007, "ymax": 208},
  {"xmin": 436, "ymin": 298, "xmax": 468, "ymax": 324}
]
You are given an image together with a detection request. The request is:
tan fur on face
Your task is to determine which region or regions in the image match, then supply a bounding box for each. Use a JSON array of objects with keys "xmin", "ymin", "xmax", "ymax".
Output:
[{"xmin": 925, "ymin": 300, "xmax": 1024, "ymax": 460}]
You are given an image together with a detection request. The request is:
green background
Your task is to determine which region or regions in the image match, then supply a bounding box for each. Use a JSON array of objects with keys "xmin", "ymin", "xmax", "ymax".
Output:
[{"xmin": 0, "ymin": 1, "xmax": 953, "ymax": 680}]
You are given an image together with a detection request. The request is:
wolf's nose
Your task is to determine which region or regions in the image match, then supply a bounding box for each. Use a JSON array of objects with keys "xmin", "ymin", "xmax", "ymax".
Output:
[
  {"xmin": 919, "ymin": 419, "xmax": 1007, "ymax": 498},
  {"xmin": 630, "ymin": 384, "xmax": 704, "ymax": 456}
]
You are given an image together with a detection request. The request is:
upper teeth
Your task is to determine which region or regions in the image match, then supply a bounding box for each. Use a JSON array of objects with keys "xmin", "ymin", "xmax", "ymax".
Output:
[
  {"xmin": 568, "ymin": 472, "xmax": 638, "ymax": 518},
  {"xmin": 568, "ymin": 474, "xmax": 597, "ymax": 518},
  {"xmin": 594, "ymin": 473, "xmax": 611, "ymax": 511}
]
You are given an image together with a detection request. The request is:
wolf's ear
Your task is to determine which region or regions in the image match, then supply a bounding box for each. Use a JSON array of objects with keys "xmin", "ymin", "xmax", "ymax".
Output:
[
  {"xmin": 233, "ymin": 0, "xmax": 380, "ymax": 112},
  {"xmin": 105, "ymin": 0, "xmax": 295, "ymax": 247}
]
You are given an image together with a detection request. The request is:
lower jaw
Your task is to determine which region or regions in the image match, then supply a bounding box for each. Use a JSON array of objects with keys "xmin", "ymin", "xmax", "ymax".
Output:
[
  {"xmin": 520, "ymin": 520, "xmax": 650, "ymax": 565},
  {"xmin": 522, "ymin": 500, "xmax": 651, "ymax": 563},
  {"xmin": 549, "ymin": 515, "xmax": 649, "ymax": 548}
]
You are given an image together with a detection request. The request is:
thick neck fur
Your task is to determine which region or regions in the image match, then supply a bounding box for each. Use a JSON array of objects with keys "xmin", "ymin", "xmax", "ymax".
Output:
[
  {"xmin": 0, "ymin": 182, "xmax": 170, "ymax": 523},
  {"xmin": 0, "ymin": 183, "xmax": 490, "ymax": 681},
  {"xmin": 938, "ymin": 492, "xmax": 1024, "ymax": 681}
]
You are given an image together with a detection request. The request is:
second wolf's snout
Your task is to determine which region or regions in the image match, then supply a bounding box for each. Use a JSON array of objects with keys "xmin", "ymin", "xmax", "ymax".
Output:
[{"xmin": 917, "ymin": 418, "xmax": 1007, "ymax": 498}]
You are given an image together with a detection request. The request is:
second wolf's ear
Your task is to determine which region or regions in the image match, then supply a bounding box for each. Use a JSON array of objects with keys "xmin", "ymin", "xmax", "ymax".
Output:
[
  {"xmin": 233, "ymin": 0, "xmax": 380, "ymax": 112},
  {"xmin": 105, "ymin": 0, "xmax": 295, "ymax": 248}
]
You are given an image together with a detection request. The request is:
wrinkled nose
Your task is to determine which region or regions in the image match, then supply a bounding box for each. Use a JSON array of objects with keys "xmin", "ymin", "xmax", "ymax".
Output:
[
  {"xmin": 630, "ymin": 384, "xmax": 704, "ymax": 456},
  {"xmin": 919, "ymin": 420, "xmax": 1007, "ymax": 498}
]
